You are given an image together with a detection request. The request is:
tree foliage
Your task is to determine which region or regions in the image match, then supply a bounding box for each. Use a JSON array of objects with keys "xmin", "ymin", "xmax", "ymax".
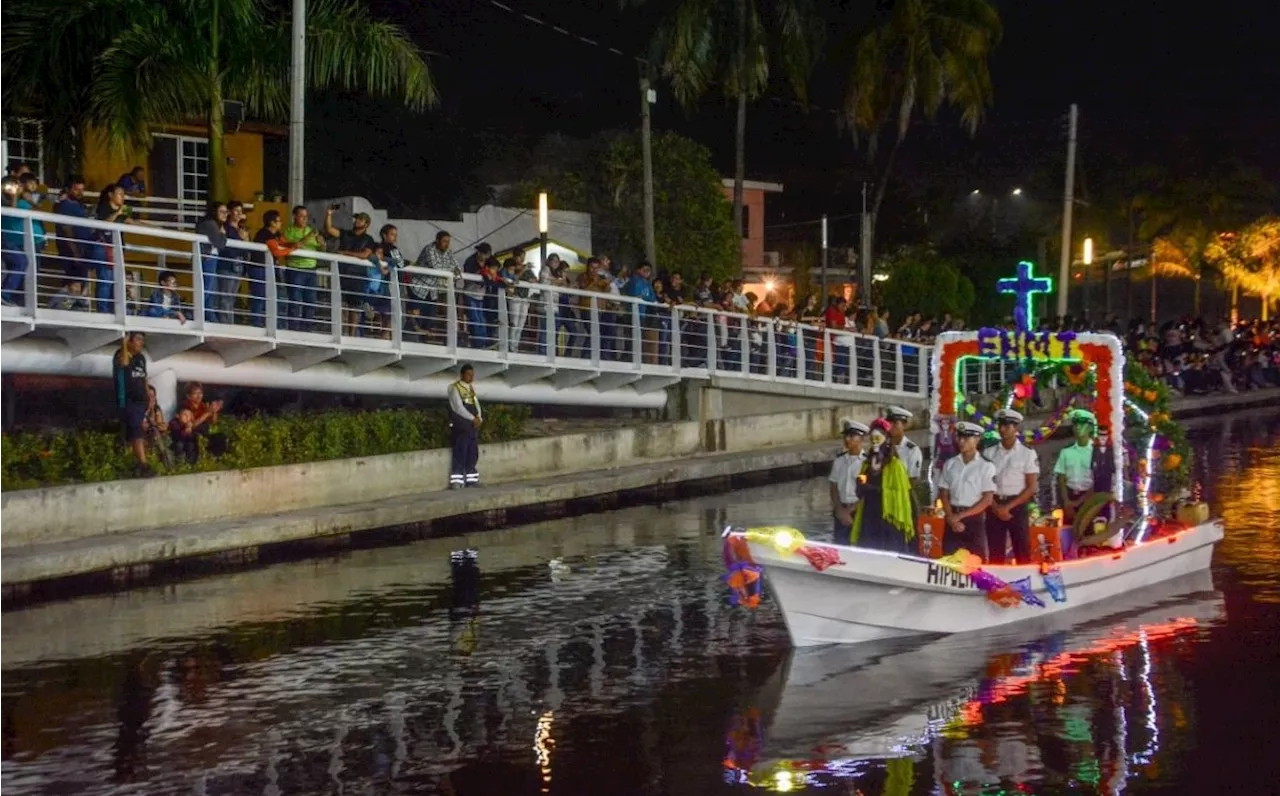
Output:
[
  {"xmin": 635, "ymin": 0, "xmax": 825, "ymax": 236},
  {"xmin": 1206, "ymin": 217, "xmax": 1280, "ymax": 320},
  {"xmin": 840, "ymin": 0, "xmax": 1002, "ymax": 250},
  {"xmin": 505, "ymin": 130, "xmax": 740, "ymax": 281},
  {"xmin": 2, "ymin": 0, "xmax": 435, "ymax": 198},
  {"xmin": 878, "ymin": 244, "xmax": 975, "ymax": 321}
]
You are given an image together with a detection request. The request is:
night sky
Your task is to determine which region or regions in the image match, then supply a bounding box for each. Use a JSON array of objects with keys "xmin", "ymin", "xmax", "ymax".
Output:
[{"xmin": 316, "ymin": 0, "xmax": 1279, "ymax": 247}]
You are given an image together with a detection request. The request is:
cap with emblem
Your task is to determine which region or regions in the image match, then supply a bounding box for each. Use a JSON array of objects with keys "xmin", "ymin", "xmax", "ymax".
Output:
[
  {"xmin": 996, "ymin": 408, "xmax": 1024, "ymax": 424},
  {"xmin": 955, "ymin": 421, "xmax": 985, "ymax": 437},
  {"xmin": 842, "ymin": 419, "xmax": 870, "ymax": 437},
  {"xmin": 1069, "ymin": 408, "xmax": 1097, "ymax": 426},
  {"xmin": 885, "ymin": 406, "xmax": 913, "ymax": 423}
]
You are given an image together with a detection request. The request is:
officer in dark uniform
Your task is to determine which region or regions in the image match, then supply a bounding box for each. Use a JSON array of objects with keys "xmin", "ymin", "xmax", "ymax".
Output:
[
  {"xmin": 113, "ymin": 331, "xmax": 153, "ymax": 477},
  {"xmin": 448, "ymin": 364, "xmax": 482, "ymax": 488}
]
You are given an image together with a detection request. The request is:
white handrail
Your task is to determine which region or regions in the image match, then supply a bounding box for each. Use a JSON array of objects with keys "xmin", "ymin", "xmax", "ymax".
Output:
[{"xmin": 0, "ymin": 206, "xmax": 932, "ymax": 399}]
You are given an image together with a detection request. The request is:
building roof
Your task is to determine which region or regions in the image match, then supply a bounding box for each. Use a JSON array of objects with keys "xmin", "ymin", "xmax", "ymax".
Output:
[{"xmin": 721, "ymin": 178, "xmax": 784, "ymax": 193}]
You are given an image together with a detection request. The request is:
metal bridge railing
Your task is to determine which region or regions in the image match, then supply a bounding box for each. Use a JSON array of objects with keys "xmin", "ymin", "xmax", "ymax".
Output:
[{"xmin": 0, "ymin": 206, "xmax": 931, "ymax": 399}]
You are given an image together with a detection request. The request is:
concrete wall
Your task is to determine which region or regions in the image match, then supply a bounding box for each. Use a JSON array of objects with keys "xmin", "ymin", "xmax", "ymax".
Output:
[{"xmin": 1, "ymin": 401, "xmax": 876, "ymax": 548}]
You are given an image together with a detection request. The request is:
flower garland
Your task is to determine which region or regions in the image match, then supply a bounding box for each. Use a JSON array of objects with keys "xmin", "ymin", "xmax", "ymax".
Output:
[{"xmin": 1123, "ymin": 361, "xmax": 1192, "ymax": 494}]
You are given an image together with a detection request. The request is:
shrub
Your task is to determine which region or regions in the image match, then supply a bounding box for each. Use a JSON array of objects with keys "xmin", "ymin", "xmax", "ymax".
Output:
[{"xmin": 0, "ymin": 404, "xmax": 530, "ymax": 491}]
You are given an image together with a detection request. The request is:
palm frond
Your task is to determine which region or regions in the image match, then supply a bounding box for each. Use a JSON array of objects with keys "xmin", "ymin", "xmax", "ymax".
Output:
[
  {"xmin": 89, "ymin": 16, "xmax": 212, "ymax": 154},
  {"xmin": 1150, "ymin": 237, "xmax": 1196, "ymax": 279},
  {"xmin": 302, "ymin": 0, "xmax": 437, "ymax": 111}
]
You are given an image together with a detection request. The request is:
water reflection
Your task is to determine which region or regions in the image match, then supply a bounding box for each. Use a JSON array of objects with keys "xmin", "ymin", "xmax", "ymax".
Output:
[
  {"xmin": 729, "ymin": 575, "xmax": 1221, "ymax": 794},
  {"xmin": 2, "ymin": 409, "xmax": 1279, "ymax": 795}
]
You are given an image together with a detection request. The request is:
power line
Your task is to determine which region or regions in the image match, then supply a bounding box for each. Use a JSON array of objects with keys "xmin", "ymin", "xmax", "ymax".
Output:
[
  {"xmin": 484, "ymin": 1, "xmax": 648, "ymax": 65},
  {"xmin": 765, "ymin": 212, "xmax": 857, "ymax": 230}
]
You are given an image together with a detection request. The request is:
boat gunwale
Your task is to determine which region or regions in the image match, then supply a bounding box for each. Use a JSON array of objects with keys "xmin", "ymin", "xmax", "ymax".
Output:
[{"xmin": 734, "ymin": 519, "xmax": 1224, "ymax": 598}]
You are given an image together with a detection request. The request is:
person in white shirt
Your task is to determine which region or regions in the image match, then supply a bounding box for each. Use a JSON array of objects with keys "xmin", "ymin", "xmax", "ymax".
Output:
[
  {"xmin": 938, "ymin": 421, "xmax": 998, "ymax": 561},
  {"xmin": 829, "ymin": 420, "xmax": 869, "ymax": 545},
  {"xmin": 983, "ymin": 409, "xmax": 1041, "ymax": 563},
  {"xmin": 886, "ymin": 405, "xmax": 923, "ymax": 479}
]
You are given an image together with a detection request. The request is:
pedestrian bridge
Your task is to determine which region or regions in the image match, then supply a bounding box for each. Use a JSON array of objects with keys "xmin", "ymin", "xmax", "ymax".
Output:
[{"xmin": 1, "ymin": 206, "xmax": 935, "ymax": 411}]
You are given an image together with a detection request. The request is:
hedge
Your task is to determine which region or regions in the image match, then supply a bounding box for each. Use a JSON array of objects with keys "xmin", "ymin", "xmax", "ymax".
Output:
[{"xmin": 0, "ymin": 405, "xmax": 530, "ymax": 491}]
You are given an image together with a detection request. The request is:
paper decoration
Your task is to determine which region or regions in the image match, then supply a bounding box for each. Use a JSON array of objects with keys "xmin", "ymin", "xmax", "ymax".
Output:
[
  {"xmin": 1041, "ymin": 565, "xmax": 1068, "ymax": 603},
  {"xmin": 797, "ymin": 544, "xmax": 844, "ymax": 572},
  {"xmin": 723, "ymin": 562, "xmax": 762, "ymax": 609},
  {"xmin": 986, "ymin": 585, "xmax": 1023, "ymax": 608},
  {"xmin": 970, "ymin": 569, "xmax": 1008, "ymax": 592},
  {"xmin": 1009, "ymin": 576, "xmax": 1046, "ymax": 608},
  {"xmin": 936, "ymin": 549, "xmax": 984, "ymax": 575}
]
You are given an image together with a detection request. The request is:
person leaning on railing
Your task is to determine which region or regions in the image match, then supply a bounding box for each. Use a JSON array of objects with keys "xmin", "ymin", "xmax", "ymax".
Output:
[
  {"xmin": 91, "ymin": 183, "xmax": 147, "ymax": 314},
  {"xmin": 1, "ymin": 176, "xmax": 46, "ymax": 306},
  {"xmin": 251, "ymin": 209, "xmax": 298, "ymax": 328},
  {"xmin": 281, "ymin": 205, "xmax": 326, "ymax": 332},
  {"xmin": 412, "ymin": 230, "xmax": 459, "ymax": 344}
]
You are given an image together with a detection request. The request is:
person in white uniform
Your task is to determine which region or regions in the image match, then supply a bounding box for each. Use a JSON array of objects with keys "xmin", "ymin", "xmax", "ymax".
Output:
[
  {"xmin": 937, "ymin": 421, "xmax": 998, "ymax": 561},
  {"xmin": 982, "ymin": 408, "xmax": 1041, "ymax": 563},
  {"xmin": 829, "ymin": 419, "xmax": 869, "ymax": 545},
  {"xmin": 886, "ymin": 405, "xmax": 923, "ymax": 480}
]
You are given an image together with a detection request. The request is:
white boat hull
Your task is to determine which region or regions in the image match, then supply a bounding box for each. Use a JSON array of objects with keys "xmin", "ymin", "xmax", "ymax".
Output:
[{"xmin": 739, "ymin": 519, "xmax": 1223, "ymax": 647}]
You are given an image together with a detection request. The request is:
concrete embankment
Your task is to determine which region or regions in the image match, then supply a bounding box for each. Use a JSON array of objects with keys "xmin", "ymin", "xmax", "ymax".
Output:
[
  {"xmin": 3, "ymin": 386, "xmax": 1272, "ymax": 600},
  {"xmin": 2, "ymin": 400, "xmax": 900, "ymax": 598}
]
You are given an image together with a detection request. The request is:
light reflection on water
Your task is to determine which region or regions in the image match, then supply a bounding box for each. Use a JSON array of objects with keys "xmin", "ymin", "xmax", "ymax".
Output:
[{"xmin": 2, "ymin": 409, "xmax": 1279, "ymax": 795}]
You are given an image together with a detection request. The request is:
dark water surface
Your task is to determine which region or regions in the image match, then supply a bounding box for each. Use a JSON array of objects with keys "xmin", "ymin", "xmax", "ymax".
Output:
[{"xmin": 4, "ymin": 410, "xmax": 1280, "ymax": 795}]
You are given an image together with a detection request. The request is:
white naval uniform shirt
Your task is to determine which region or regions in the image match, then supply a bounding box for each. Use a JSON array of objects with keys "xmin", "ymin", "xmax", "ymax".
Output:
[
  {"xmin": 896, "ymin": 438, "xmax": 923, "ymax": 479},
  {"xmin": 983, "ymin": 440, "xmax": 1040, "ymax": 498},
  {"xmin": 938, "ymin": 454, "xmax": 997, "ymax": 508},
  {"xmin": 829, "ymin": 451, "xmax": 866, "ymax": 505}
]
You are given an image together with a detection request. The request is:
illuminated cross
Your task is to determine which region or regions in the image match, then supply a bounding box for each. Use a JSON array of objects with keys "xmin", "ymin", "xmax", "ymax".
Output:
[{"xmin": 998, "ymin": 260, "xmax": 1053, "ymax": 333}]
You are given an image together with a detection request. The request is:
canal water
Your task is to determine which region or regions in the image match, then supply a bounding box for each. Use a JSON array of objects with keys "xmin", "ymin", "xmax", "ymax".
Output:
[{"xmin": 3, "ymin": 409, "xmax": 1279, "ymax": 795}]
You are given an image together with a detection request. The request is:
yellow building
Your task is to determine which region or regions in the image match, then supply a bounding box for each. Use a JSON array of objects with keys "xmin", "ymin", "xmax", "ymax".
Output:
[{"xmin": 3, "ymin": 117, "xmax": 285, "ymax": 202}]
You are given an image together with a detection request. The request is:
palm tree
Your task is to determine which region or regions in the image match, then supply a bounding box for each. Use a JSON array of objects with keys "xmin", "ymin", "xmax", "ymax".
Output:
[
  {"xmin": 639, "ymin": 0, "xmax": 825, "ymax": 239},
  {"xmin": 1149, "ymin": 226, "xmax": 1211, "ymax": 314},
  {"xmin": 1207, "ymin": 218, "xmax": 1280, "ymax": 321},
  {"xmin": 840, "ymin": 0, "xmax": 1002, "ymax": 262},
  {"xmin": 3, "ymin": 0, "xmax": 435, "ymax": 202}
]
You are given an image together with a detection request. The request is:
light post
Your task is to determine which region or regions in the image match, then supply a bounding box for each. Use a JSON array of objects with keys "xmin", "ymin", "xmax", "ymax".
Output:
[
  {"xmin": 820, "ymin": 214, "xmax": 829, "ymax": 297},
  {"xmin": 969, "ymin": 188, "xmax": 1024, "ymax": 237},
  {"xmin": 1082, "ymin": 237, "xmax": 1094, "ymax": 322},
  {"xmin": 538, "ymin": 192, "xmax": 549, "ymax": 270}
]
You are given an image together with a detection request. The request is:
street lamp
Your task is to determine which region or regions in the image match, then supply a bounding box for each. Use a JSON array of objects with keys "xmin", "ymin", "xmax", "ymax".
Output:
[
  {"xmin": 1082, "ymin": 237, "xmax": 1094, "ymax": 320},
  {"xmin": 538, "ymin": 191, "xmax": 549, "ymax": 269},
  {"xmin": 1011, "ymin": 187, "xmax": 1023, "ymax": 196}
]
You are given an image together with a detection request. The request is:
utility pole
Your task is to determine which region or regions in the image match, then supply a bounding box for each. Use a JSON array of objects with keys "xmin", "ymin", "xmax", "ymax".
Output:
[
  {"xmin": 288, "ymin": 0, "xmax": 306, "ymax": 204},
  {"xmin": 1056, "ymin": 104, "xmax": 1078, "ymax": 321},
  {"xmin": 820, "ymin": 214, "xmax": 829, "ymax": 296},
  {"xmin": 640, "ymin": 76, "xmax": 657, "ymax": 268},
  {"xmin": 859, "ymin": 182, "xmax": 872, "ymax": 307}
]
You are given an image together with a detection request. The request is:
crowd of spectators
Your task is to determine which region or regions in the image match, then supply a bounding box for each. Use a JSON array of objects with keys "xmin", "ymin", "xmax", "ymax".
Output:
[{"xmin": 1127, "ymin": 317, "xmax": 1280, "ymax": 395}]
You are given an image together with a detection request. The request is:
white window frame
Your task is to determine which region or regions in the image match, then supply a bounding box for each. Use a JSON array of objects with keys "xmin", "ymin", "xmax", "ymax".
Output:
[
  {"xmin": 3, "ymin": 118, "xmax": 45, "ymax": 183},
  {"xmin": 152, "ymin": 132, "xmax": 210, "ymax": 204}
]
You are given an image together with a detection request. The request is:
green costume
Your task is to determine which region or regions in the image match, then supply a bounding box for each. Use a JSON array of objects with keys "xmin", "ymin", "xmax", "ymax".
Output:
[{"xmin": 852, "ymin": 453, "xmax": 917, "ymax": 550}]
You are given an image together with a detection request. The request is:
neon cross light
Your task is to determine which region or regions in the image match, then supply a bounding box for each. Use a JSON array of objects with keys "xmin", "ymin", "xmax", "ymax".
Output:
[{"xmin": 997, "ymin": 261, "xmax": 1053, "ymax": 333}]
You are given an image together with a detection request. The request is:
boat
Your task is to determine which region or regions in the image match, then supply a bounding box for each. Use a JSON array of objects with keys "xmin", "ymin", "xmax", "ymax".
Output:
[
  {"xmin": 724, "ymin": 572, "xmax": 1224, "ymax": 786},
  {"xmin": 721, "ymin": 263, "xmax": 1225, "ymax": 648},
  {"xmin": 726, "ymin": 519, "xmax": 1223, "ymax": 647}
]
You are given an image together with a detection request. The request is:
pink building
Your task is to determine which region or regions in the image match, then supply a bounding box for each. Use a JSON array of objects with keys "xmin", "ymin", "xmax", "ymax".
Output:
[{"xmin": 721, "ymin": 178, "xmax": 783, "ymax": 271}]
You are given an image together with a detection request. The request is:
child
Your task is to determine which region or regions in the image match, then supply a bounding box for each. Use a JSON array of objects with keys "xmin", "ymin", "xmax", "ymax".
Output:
[
  {"xmin": 169, "ymin": 407, "xmax": 198, "ymax": 464},
  {"xmin": 144, "ymin": 385, "xmax": 175, "ymax": 468},
  {"xmin": 48, "ymin": 279, "xmax": 91, "ymax": 311},
  {"xmin": 142, "ymin": 270, "xmax": 187, "ymax": 323}
]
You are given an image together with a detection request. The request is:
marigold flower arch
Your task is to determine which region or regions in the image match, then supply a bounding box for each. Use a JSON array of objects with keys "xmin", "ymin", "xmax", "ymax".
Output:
[{"xmin": 929, "ymin": 328, "xmax": 1127, "ymax": 501}]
